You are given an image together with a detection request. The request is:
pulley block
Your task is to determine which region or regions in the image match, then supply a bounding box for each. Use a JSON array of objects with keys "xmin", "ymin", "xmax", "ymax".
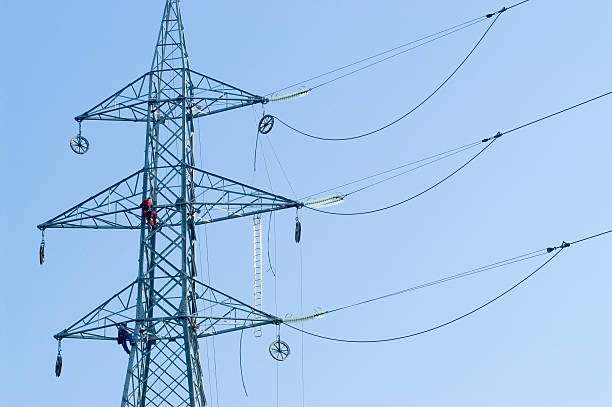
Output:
[
  {"xmin": 258, "ymin": 114, "xmax": 275, "ymax": 134},
  {"xmin": 269, "ymin": 337, "xmax": 290, "ymax": 361},
  {"xmin": 70, "ymin": 135, "xmax": 89, "ymax": 154}
]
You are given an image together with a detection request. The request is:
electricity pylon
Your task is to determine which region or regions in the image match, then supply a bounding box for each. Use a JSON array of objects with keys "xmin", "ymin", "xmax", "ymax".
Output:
[{"xmin": 38, "ymin": 1, "xmax": 301, "ymax": 406}]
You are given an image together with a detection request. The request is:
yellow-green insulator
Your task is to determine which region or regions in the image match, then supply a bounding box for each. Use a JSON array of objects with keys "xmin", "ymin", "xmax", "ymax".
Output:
[
  {"xmin": 305, "ymin": 195, "xmax": 345, "ymax": 208},
  {"xmin": 269, "ymin": 89, "xmax": 310, "ymax": 103},
  {"xmin": 284, "ymin": 310, "xmax": 326, "ymax": 323}
]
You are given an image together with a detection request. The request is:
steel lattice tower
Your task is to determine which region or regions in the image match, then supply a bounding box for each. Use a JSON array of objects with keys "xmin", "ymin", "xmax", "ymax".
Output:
[{"xmin": 38, "ymin": 1, "xmax": 301, "ymax": 406}]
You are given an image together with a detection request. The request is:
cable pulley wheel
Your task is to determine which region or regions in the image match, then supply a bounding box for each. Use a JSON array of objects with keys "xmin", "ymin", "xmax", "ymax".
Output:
[
  {"xmin": 269, "ymin": 338, "xmax": 290, "ymax": 361},
  {"xmin": 258, "ymin": 115, "xmax": 274, "ymax": 134},
  {"xmin": 70, "ymin": 135, "xmax": 89, "ymax": 154}
]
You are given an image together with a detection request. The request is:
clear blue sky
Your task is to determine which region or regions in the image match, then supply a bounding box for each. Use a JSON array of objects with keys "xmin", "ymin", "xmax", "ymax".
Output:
[{"xmin": 1, "ymin": 1, "xmax": 611, "ymax": 406}]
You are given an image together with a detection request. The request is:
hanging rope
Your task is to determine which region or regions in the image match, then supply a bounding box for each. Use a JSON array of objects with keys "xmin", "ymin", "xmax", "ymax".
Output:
[{"xmin": 239, "ymin": 328, "xmax": 248, "ymax": 397}]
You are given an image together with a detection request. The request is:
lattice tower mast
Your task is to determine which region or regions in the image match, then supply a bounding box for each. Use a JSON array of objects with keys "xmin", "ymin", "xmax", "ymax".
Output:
[{"xmin": 38, "ymin": 2, "xmax": 302, "ymax": 406}]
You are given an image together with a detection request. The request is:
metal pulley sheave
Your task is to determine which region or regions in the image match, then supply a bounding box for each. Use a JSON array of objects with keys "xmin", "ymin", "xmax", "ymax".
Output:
[
  {"xmin": 258, "ymin": 114, "xmax": 274, "ymax": 134},
  {"xmin": 70, "ymin": 122, "xmax": 89, "ymax": 154},
  {"xmin": 269, "ymin": 336, "xmax": 290, "ymax": 361}
]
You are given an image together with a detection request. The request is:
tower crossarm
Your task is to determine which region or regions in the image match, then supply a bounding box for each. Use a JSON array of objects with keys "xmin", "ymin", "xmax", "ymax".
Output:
[
  {"xmin": 74, "ymin": 69, "xmax": 266, "ymax": 123},
  {"xmin": 37, "ymin": 169, "xmax": 146, "ymax": 230},
  {"xmin": 54, "ymin": 277, "xmax": 281, "ymax": 342},
  {"xmin": 38, "ymin": 166, "xmax": 302, "ymax": 230},
  {"xmin": 186, "ymin": 69, "xmax": 267, "ymax": 118}
]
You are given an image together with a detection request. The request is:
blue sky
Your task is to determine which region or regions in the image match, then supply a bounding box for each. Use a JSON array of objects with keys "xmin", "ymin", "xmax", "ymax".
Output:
[{"xmin": 1, "ymin": 1, "xmax": 611, "ymax": 406}]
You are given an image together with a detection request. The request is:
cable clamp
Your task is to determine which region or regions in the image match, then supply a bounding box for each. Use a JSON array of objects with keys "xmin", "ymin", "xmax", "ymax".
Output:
[
  {"xmin": 481, "ymin": 132, "xmax": 502, "ymax": 143},
  {"xmin": 487, "ymin": 6, "xmax": 507, "ymax": 18},
  {"xmin": 547, "ymin": 241, "xmax": 571, "ymax": 253}
]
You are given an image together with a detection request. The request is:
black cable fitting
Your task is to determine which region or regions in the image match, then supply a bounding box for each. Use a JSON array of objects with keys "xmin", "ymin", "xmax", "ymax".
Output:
[
  {"xmin": 548, "ymin": 241, "xmax": 571, "ymax": 253},
  {"xmin": 487, "ymin": 6, "xmax": 507, "ymax": 18},
  {"xmin": 481, "ymin": 132, "xmax": 502, "ymax": 143}
]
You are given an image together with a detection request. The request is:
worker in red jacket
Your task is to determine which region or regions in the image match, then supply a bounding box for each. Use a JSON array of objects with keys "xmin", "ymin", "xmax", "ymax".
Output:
[{"xmin": 140, "ymin": 198, "xmax": 159, "ymax": 227}]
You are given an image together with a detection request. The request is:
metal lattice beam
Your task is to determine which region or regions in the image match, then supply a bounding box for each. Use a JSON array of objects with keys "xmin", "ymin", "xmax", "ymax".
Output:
[
  {"xmin": 38, "ymin": 166, "xmax": 301, "ymax": 230},
  {"xmin": 54, "ymin": 277, "xmax": 281, "ymax": 341},
  {"xmin": 74, "ymin": 69, "xmax": 267, "ymax": 122}
]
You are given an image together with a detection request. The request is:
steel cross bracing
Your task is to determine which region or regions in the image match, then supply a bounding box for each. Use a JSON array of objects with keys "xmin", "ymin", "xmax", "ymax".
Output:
[{"xmin": 39, "ymin": 2, "xmax": 298, "ymax": 407}]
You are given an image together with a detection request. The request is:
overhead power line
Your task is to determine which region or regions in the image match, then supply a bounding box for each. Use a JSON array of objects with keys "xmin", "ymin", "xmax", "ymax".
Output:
[
  {"xmin": 307, "ymin": 89, "xmax": 612, "ymax": 216},
  {"xmin": 301, "ymin": 140, "xmax": 482, "ymax": 201},
  {"xmin": 266, "ymin": 15, "xmax": 487, "ymax": 97},
  {"xmin": 284, "ymin": 250, "xmax": 563, "ymax": 342},
  {"xmin": 267, "ymin": 1, "xmax": 530, "ymax": 100},
  {"xmin": 324, "ymin": 249, "xmax": 549, "ymax": 315},
  {"xmin": 271, "ymin": 1, "xmax": 532, "ymax": 142},
  {"xmin": 273, "ymin": 10, "xmax": 505, "ymax": 141},
  {"xmin": 282, "ymin": 227, "xmax": 612, "ymax": 343}
]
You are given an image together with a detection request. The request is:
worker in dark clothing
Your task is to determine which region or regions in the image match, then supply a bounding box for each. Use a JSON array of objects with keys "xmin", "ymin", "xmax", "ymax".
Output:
[{"xmin": 117, "ymin": 323, "xmax": 134, "ymax": 355}]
